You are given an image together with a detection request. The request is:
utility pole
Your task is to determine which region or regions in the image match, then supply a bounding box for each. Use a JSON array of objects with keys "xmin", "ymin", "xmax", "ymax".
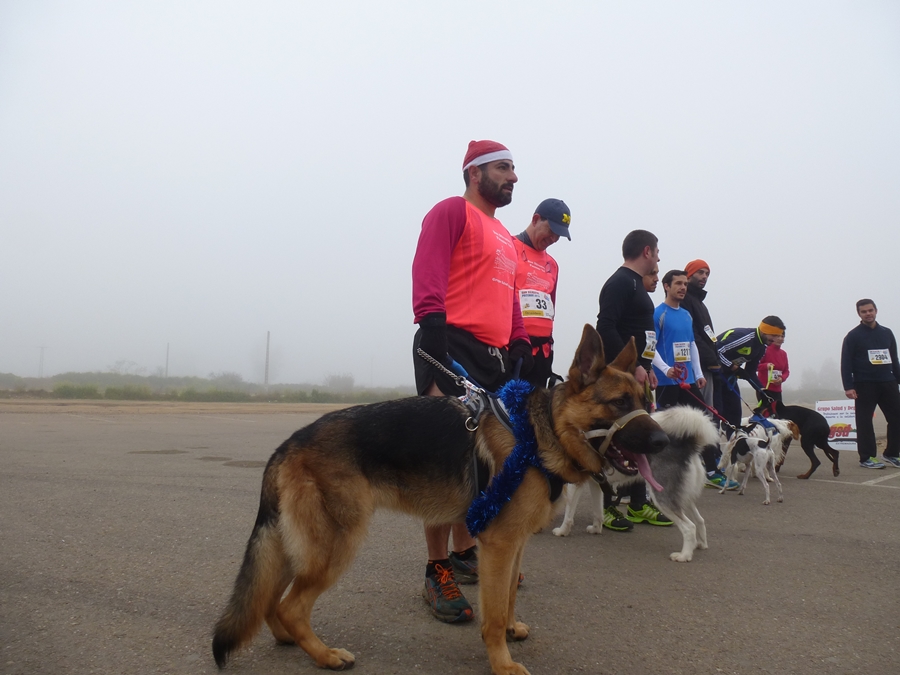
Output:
[
  {"xmin": 264, "ymin": 331, "xmax": 270, "ymax": 394},
  {"xmin": 165, "ymin": 343, "xmax": 169, "ymax": 379},
  {"xmin": 38, "ymin": 345, "xmax": 45, "ymax": 379}
]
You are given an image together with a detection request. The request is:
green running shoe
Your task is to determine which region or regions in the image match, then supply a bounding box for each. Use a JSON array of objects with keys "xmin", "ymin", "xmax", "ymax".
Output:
[
  {"xmin": 602, "ymin": 506, "xmax": 634, "ymax": 532},
  {"xmin": 626, "ymin": 503, "xmax": 673, "ymax": 526}
]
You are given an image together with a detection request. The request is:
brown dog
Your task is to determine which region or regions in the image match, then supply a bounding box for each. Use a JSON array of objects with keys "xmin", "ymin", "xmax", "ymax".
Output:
[{"xmin": 212, "ymin": 325, "xmax": 667, "ymax": 675}]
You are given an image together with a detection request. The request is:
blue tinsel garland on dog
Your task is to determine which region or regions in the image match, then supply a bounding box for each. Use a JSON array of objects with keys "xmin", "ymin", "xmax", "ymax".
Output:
[{"xmin": 466, "ymin": 379, "xmax": 553, "ymax": 536}]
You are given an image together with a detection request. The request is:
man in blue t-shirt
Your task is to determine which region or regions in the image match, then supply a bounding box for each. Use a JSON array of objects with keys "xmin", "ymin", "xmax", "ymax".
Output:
[
  {"xmin": 652, "ymin": 270, "xmax": 705, "ymax": 409},
  {"xmin": 652, "ymin": 270, "xmax": 737, "ymax": 490}
]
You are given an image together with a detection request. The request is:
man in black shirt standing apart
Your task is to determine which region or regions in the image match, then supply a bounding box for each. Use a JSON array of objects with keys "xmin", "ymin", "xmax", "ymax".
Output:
[
  {"xmin": 595, "ymin": 230, "xmax": 672, "ymax": 530},
  {"xmin": 840, "ymin": 298, "xmax": 900, "ymax": 469}
]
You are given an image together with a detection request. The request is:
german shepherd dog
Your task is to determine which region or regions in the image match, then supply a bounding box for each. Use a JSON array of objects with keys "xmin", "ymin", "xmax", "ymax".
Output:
[
  {"xmin": 212, "ymin": 325, "xmax": 668, "ymax": 675},
  {"xmin": 552, "ymin": 406, "xmax": 719, "ymax": 562}
]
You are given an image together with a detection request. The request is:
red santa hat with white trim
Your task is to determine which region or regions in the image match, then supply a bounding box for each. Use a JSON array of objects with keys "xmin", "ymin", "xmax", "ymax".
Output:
[{"xmin": 462, "ymin": 140, "xmax": 513, "ymax": 171}]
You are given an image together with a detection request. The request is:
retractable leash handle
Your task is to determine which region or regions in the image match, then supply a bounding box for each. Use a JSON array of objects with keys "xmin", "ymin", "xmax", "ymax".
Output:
[{"xmin": 674, "ymin": 364, "xmax": 690, "ymax": 390}]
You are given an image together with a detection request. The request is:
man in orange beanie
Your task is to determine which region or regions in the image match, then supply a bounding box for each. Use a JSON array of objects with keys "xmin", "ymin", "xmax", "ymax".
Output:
[{"xmin": 680, "ymin": 260, "xmax": 720, "ymax": 412}]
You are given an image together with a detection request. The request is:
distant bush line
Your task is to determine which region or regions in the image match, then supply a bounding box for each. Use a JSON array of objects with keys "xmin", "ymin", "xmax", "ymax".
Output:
[{"xmin": 0, "ymin": 371, "xmax": 414, "ymax": 405}]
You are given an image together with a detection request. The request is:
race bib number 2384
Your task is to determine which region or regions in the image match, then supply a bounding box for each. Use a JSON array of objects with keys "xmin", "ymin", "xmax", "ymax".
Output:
[{"xmin": 869, "ymin": 349, "xmax": 892, "ymax": 365}]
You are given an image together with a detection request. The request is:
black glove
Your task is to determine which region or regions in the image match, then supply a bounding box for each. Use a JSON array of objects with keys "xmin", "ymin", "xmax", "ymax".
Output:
[
  {"xmin": 508, "ymin": 339, "xmax": 534, "ymax": 378},
  {"xmin": 418, "ymin": 313, "xmax": 451, "ymax": 367}
]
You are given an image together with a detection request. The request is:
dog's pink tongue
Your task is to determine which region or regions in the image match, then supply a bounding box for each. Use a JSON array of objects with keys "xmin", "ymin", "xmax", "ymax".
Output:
[{"xmin": 633, "ymin": 453, "xmax": 664, "ymax": 492}]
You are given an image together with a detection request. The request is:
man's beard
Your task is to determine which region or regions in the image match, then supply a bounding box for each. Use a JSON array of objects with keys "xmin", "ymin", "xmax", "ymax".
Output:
[{"xmin": 478, "ymin": 172, "xmax": 513, "ymax": 207}]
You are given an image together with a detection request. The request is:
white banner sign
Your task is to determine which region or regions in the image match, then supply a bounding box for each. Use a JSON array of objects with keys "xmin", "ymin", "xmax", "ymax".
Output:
[{"xmin": 815, "ymin": 400, "xmax": 856, "ymax": 451}]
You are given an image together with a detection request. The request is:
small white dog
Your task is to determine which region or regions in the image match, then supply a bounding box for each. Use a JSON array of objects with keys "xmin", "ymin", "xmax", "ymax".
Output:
[
  {"xmin": 739, "ymin": 416, "xmax": 793, "ymax": 471},
  {"xmin": 719, "ymin": 433, "xmax": 784, "ymax": 505}
]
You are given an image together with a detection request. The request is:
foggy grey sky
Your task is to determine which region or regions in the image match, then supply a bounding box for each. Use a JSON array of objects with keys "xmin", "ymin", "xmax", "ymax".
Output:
[{"xmin": 2, "ymin": 1, "xmax": 899, "ymax": 389}]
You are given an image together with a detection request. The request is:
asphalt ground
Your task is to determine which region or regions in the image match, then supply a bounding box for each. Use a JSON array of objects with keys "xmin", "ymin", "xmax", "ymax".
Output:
[{"xmin": 2, "ymin": 401, "xmax": 898, "ymax": 675}]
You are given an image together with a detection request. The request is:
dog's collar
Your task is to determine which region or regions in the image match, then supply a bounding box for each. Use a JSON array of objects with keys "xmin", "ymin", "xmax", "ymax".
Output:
[{"xmin": 582, "ymin": 409, "xmax": 649, "ymax": 456}]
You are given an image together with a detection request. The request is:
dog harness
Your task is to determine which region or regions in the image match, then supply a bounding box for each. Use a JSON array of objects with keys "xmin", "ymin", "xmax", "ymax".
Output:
[
  {"xmin": 415, "ymin": 348, "xmax": 567, "ymax": 534},
  {"xmin": 465, "ymin": 380, "xmax": 567, "ymax": 536}
]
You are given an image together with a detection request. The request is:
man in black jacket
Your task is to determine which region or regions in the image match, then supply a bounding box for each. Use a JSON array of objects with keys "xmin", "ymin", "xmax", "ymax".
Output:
[
  {"xmin": 679, "ymin": 259, "xmax": 736, "ymax": 489},
  {"xmin": 840, "ymin": 299, "xmax": 900, "ymax": 469},
  {"xmin": 595, "ymin": 230, "xmax": 671, "ymax": 531},
  {"xmin": 681, "ymin": 260, "xmax": 722, "ymax": 413}
]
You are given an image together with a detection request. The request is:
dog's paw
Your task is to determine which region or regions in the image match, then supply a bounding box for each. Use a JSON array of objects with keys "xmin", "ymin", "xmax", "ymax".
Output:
[
  {"xmin": 586, "ymin": 523, "xmax": 602, "ymax": 534},
  {"xmin": 777, "ymin": 496, "xmax": 784, "ymax": 502},
  {"xmin": 697, "ymin": 540, "xmax": 709, "ymax": 550},
  {"xmin": 493, "ymin": 662, "xmax": 532, "ymax": 675},
  {"xmin": 833, "ymin": 465, "xmax": 840, "ymax": 477},
  {"xmin": 670, "ymin": 551, "xmax": 692, "ymax": 562},
  {"xmin": 551, "ymin": 525, "xmax": 570, "ymax": 537},
  {"xmin": 506, "ymin": 621, "xmax": 530, "ymax": 641},
  {"xmin": 762, "ymin": 499, "xmax": 771, "ymax": 505},
  {"xmin": 317, "ymin": 648, "xmax": 355, "ymax": 670}
]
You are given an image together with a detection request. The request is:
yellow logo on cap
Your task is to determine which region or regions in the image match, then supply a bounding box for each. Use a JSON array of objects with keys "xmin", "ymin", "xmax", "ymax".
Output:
[{"xmin": 562, "ymin": 213, "xmax": 571, "ymax": 225}]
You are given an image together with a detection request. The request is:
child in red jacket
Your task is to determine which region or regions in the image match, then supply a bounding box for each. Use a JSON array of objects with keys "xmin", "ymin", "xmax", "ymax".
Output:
[{"xmin": 757, "ymin": 334, "xmax": 789, "ymax": 403}]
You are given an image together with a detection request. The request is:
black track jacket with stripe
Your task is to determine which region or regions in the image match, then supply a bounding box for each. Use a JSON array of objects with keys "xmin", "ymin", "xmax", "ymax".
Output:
[{"xmin": 716, "ymin": 327, "xmax": 765, "ymax": 389}]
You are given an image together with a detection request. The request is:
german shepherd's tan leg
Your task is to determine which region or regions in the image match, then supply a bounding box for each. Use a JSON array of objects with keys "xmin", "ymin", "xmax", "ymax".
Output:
[
  {"xmin": 265, "ymin": 574, "xmax": 297, "ymax": 644},
  {"xmin": 505, "ymin": 545, "xmax": 528, "ymax": 641},
  {"xmin": 478, "ymin": 538, "xmax": 529, "ymax": 675},
  {"xmin": 276, "ymin": 574, "xmax": 355, "ymax": 670},
  {"xmin": 273, "ymin": 475, "xmax": 374, "ymax": 670}
]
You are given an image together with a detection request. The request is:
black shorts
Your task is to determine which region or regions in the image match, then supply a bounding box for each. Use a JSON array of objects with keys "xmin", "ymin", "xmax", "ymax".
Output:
[
  {"xmin": 525, "ymin": 336, "xmax": 554, "ymax": 389},
  {"xmin": 413, "ymin": 325, "xmax": 511, "ymax": 396}
]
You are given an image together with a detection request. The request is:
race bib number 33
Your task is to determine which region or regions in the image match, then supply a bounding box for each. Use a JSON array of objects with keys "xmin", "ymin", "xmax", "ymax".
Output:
[{"xmin": 519, "ymin": 289, "xmax": 554, "ymax": 320}]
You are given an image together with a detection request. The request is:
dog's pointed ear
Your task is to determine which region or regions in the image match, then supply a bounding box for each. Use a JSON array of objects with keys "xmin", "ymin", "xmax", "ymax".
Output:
[
  {"xmin": 608, "ymin": 337, "xmax": 638, "ymax": 374},
  {"xmin": 567, "ymin": 325, "xmax": 607, "ymax": 391}
]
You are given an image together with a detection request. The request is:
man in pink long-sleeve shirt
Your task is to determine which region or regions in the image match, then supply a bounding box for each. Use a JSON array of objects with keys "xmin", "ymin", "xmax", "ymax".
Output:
[{"xmin": 411, "ymin": 140, "xmax": 532, "ymax": 624}]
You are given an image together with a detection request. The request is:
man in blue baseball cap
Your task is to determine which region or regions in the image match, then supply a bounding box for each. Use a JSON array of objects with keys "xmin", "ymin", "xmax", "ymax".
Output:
[{"xmin": 512, "ymin": 198, "xmax": 571, "ymax": 387}]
